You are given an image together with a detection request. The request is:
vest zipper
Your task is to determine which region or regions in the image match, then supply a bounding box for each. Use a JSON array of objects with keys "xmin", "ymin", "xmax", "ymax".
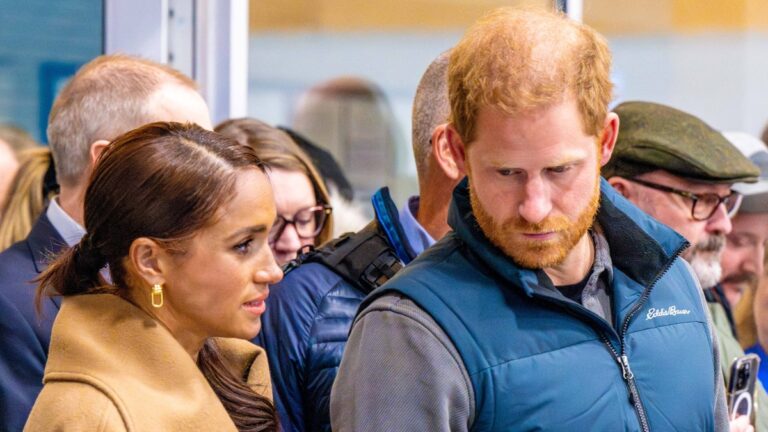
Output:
[{"xmin": 599, "ymin": 243, "xmax": 687, "ymax": 432}]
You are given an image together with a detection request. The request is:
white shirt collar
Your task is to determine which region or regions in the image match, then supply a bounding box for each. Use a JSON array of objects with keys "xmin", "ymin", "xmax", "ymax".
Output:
[{"xmin": 46, "ymin": 197, "xmax": 86, "ymax": 247}]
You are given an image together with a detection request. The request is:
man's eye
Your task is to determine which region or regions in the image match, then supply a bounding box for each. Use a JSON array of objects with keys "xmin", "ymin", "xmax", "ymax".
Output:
[
  {"xmin": 547, "ymin": 165, "xmax": 571, "ymax": 174},
  {"xmin": 497, "ymin": 168, "xmax": 516, "ymax": 176},
  {"xmin": 728, "ymin": 235, "xmax": 756, "ymax": 249}
]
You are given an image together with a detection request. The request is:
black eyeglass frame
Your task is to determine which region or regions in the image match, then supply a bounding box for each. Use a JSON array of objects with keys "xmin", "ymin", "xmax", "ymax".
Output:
[
  {"xmin": 628, "ymin": 177, "xmax": 742, "ymax": 221},
  {"xmin": 269, "ymin": 204, "xmax": 332, "ymax": 244}
]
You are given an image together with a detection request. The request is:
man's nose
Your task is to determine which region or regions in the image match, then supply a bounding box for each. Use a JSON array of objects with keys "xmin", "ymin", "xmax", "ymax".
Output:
[
  {"xmin": 705, "ymin": 204, "xmax": 732, "ymax": 236},
  {"xmin": 518, "ymin": 177, "xmax": 552, "ymax": 224}
]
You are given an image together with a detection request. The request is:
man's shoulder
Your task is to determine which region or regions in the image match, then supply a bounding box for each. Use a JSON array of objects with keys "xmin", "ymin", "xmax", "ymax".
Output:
[
  {"xmin": 0, "ymin": 238, "xmax": 37, "ymax": 284},
  {"xmin": 277, "ymin": 261, "xmax": 352, "ymax": 300}
]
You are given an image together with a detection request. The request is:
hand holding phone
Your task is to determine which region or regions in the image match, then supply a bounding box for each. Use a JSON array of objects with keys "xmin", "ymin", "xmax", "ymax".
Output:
[{"xmin": 728, "ymin": 354, "xmax": 761, "ymax": 422}]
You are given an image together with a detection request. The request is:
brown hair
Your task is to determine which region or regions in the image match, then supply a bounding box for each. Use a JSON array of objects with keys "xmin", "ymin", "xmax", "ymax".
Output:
[
  {"xmin": 47, "ymin": 54, "xmax": 198, "ymax": 187},
  {"xmin": 0, "ymin": 148, "xmax": 54, "ymax": 250},
  {"xmin": 37, "ymin": 122, "xmax": 277, "ymax": 431},
  {"xmin": 216, "ymin": 118, "xmax": 334, "ymax": 246},
  {"xmin": 449, "ymin": 7, "xmax": 613, "ymax": 143}
]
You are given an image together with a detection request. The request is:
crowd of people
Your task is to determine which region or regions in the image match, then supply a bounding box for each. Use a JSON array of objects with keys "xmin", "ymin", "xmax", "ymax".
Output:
[{"xmin": 0, "ymin": 6, "xmax": 767, "ymax": 432}]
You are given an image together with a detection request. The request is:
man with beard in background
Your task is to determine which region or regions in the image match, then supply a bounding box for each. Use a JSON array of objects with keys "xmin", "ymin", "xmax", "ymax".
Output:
[
  {"xmin": 604, "ymin": 101, "xmax": 764, "ymax": 431},
  {"xmin": 332, "ymin": 8, "xmax": 733, "ymax": 432},
  {"xmin": 719, "ymin": 132, "xmax": 768, "ymax": 310}
]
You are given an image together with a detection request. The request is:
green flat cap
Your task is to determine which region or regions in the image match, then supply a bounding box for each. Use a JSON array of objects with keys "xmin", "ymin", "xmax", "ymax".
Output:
[{"xmin": 603, "ymin": 101, "xmax": 760, "ymax": 184}]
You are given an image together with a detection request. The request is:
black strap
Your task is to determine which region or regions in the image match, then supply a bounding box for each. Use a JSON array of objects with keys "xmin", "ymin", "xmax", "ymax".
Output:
[{"xmin": 285, "ymin": 221, "xmax": 404, "ymax": 295}]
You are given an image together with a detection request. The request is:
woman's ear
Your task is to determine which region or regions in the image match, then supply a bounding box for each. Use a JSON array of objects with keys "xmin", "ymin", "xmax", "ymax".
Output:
[{"xmin": 128, "ymin": 237, "xmax": 167, "ymax": 287}]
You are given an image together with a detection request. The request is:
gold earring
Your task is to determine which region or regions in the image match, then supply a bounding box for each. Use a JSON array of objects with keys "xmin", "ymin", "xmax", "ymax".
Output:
[{"xmin": 151, "ymin": 284, "xmax": 164, "ymax": 308}]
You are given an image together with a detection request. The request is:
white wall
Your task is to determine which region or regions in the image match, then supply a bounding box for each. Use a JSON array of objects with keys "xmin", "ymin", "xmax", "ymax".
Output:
[{"xmin": 248, "ymin": 30, "xmax": 768, "ymax": 204}]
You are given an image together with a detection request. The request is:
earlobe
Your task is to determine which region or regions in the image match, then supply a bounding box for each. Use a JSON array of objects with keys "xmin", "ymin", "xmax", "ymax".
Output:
[
  {"xmin": 599, "ymin": 112, "xmax": 620, "ymax": 166},
  {"xmin": 90, "ymin": 140, "xmax": 110, "ymax": 166},
  {"xmin": 444, "ymin": 124, "xmax": 467, "ymax": 176}
]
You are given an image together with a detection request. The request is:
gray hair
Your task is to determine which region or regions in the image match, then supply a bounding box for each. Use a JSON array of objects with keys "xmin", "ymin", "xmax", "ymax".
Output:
[
  {"xmin": 47, "ymin": 54, "xmax": 197, "ymax": 186},
  {"xmin": 411, "ymin": 51, "xmax": 451, "ymax": 180}
]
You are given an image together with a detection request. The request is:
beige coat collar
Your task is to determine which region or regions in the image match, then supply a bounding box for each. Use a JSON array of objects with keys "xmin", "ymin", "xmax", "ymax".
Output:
[{"xmin": 44, "ymin": 294, "xmax": 272, "ymax": 431}]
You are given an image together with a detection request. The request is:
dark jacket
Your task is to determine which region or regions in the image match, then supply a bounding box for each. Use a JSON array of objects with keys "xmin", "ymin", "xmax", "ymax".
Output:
[
  {"xmin": 254, "ymin": 188, "xmax": 415, "ymax": 432},
  {"xmin": 0, "ymin": 214, "xmax": 64, "ymax": 432},
  {"xmin": 359, "ymin": 178, "xmax": 720, "ymax": 431}
]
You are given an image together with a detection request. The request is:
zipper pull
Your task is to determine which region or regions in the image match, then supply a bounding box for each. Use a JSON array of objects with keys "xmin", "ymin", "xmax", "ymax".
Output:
[{"xmin": 619, "ymin": 355, "xmax": 634, "ymax": 380}]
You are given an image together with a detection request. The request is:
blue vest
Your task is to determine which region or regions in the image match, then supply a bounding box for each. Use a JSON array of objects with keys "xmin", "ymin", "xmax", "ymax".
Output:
[{"xmin": 362, "ymin": 178, "xmax": 716, "ymax": 431}]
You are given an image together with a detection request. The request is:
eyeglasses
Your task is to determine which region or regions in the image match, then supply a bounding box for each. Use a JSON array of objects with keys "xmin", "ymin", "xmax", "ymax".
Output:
[
  {"xmin": 269, "ymin": 204, "xmax": 332, "ymax": 244},
  {"xmin": 629, "ymin": 177, "xmax": 742, "ymax": 221}
]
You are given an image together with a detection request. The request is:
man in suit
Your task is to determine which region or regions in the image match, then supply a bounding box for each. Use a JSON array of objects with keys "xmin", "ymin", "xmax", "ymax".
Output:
[{"xmin": 0, "ymin": 54, "xmax": 211, "ymax": 431}]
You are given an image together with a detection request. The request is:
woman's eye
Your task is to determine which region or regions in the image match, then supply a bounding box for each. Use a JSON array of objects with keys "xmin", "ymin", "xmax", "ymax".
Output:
[{"xmin": 234, "ymin": 239, "xmax": 253, "ymax": 254}]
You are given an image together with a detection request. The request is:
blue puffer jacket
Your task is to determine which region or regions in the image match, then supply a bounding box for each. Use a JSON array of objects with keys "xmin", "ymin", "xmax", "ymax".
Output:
[
  {"xmin": 254, "ymin": 188, "xmax": 415, "ymax": 432},
  {"xmin": 361, "ymin": 178, "xmax": 720, "ymax": 431}
]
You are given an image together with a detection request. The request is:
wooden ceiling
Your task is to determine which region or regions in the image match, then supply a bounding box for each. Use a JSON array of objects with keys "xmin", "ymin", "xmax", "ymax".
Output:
[{"xmin": 249, "ymin": 0, "xmax": 768, "ymax": 34}]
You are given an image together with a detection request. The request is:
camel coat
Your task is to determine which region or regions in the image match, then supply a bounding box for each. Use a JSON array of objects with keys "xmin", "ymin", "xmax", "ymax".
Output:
[{"xmin": 24, "ymin": 294, "xmax": 273, "ymax": 431}]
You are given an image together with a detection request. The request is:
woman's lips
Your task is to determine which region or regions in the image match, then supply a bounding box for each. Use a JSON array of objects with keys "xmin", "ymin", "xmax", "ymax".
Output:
[{"xmin": 242, "ymin": 298, "xmax": 267, "ymax": 315}]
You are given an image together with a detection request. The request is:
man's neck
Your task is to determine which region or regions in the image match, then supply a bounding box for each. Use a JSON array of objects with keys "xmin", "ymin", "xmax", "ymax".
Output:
[
  {"xmin": 543, "ymin": 232, "xmax": 595, "ymax": 287},
  {"xmin": 415, "ymin": 175, "xmax": 455, "ymax": 241},
  {"xmin": 57, "ymin": 183, "xmax": 86, "ymax": 226}
]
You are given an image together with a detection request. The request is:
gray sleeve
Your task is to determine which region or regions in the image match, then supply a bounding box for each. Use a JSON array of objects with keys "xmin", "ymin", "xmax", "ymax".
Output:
[
  {"xmin": 683, "ymin": 259, "xmax": 730, "ymax": 432},
  {"xmin": 330, "ymin": 294, "xmax": 474, "ymax": 432},
  {"xmin": 710, "ymin": 311, "xmax": 730, "ymax": 432}
]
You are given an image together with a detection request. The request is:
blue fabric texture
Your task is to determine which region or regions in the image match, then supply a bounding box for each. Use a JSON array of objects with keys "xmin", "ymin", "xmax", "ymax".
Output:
[
  {"xmin": 746, "ymin": 343, "xmax": 768, "ymax": 389},
  {"xmin": 360, "ymin": 177, "xmax": 717, "ymax": 431},
  {"xmin": 254, "ymin": 188, "xmax": 433, "ymax": 432},
  {"xmin": 0, "ymin": 214, "xmax": 66, "ymax": 432}
]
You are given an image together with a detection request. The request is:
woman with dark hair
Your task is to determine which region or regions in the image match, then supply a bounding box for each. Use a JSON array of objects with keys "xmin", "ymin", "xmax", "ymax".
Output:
[
  {"xmin": 216, "ymin": 118, "xmax": 333, "ymax": 265},
  {"xmin": 25, "ymin": 122, "xmax": 282, "ymax": 431}
]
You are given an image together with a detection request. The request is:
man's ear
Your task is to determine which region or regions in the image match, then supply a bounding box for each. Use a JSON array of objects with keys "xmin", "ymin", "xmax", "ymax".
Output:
[
  {"xmin": 128, "ymin": 237, "xmax": 168, "ymax": 288},
  {"xmin": 444, "ymin": 124, "xmax": 467, "ymax": 175},
  {"xmin": 599, "ymin": 112, "xmax": 619, "ymax": 167},
  {"xmin": 432, "ymin": 124, "xmax": 462, "ymax": 180},
  {"xmin": 89, "ymin": 140, "xmax": 110, "ymax": 166},
  {"xmin": 607, "ymin": 176, "xmax": 633, "ymax": 199}
]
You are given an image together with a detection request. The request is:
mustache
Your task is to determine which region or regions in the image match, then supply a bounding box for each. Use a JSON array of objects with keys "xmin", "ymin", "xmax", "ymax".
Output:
[
  {"xmin": 506, "ymin": 216, "xmax": 571, "ymax": 233},
  {"xmin": 691, "ymin": 235, "xmax": 725, "ymax": 254},
  {"xmin": 721, "ymin": 271, "xmax": 759, "ymax": 287}
]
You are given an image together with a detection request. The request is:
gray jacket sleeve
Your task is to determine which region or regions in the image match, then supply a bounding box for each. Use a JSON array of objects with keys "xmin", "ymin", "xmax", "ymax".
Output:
[
  {"xmin": 330, "ymin": 293, "xmax": 475, "ymax": 432},
  {"xmin": 683, "ymin": 260, "xmax": 730, "ymax": 432}
]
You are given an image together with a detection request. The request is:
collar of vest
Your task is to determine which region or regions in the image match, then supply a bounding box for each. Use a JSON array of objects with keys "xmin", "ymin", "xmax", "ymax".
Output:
[
  {"xmin": 371, "ymin": 187, "xmax": 416, "ymax": 263},
  {"xmin": 447, "ymin": 177, "xmax": 689, "ymax": 296}
]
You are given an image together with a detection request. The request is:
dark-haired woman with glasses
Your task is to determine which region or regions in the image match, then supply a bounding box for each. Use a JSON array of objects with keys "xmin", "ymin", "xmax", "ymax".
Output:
[{"xmin": 216, "ymin": 118, "xmax": 334, "ymax": 265}]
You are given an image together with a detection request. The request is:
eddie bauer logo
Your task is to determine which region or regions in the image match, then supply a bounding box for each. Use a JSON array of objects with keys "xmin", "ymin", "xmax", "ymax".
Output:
[{"xmin": 646, "ymin": 306, "xmax": 691, "ymax": 320}]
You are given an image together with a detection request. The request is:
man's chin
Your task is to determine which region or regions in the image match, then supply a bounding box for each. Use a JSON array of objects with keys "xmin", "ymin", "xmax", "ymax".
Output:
[
  {"xmin": 688, "ymin": 257, "xmax": 722, "ymax": 290},
  {"xmin": 503, "ymin": 244, "xmax": 568, "ymax": 269}
]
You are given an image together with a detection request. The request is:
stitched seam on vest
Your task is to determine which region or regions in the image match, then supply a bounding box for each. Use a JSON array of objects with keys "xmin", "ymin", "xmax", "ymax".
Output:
[
  {"xmin": 301, "ymin": 277, "xmax": 345, "ymax": 357},
  {"xmin": 466, "ymin": 319, "xmax": 709, "ymax": 377},
  {"xmin": 44, "ymin": 371, "xmax": 133, "ymax": 430},
  {"xmin": 629, "ymin": 320, "xmax": 707, "ymax": 332}
]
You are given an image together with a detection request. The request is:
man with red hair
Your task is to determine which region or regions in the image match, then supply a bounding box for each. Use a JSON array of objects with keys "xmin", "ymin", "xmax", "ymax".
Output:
[{"xmin": 332, "ymin": 7, "xmax": 730, "ymax": 431}]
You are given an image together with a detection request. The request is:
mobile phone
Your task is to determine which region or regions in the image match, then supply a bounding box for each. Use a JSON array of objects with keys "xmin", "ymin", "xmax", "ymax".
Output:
[{"xmin": 727, "ymin": 353, "xmax": 761, "ymax": 421}]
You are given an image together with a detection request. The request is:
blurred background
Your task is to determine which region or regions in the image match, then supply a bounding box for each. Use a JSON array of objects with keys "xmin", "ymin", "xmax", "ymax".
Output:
[{"xmin": 0, "ymin": 0, "xmax": 767, "ymax": 209}]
